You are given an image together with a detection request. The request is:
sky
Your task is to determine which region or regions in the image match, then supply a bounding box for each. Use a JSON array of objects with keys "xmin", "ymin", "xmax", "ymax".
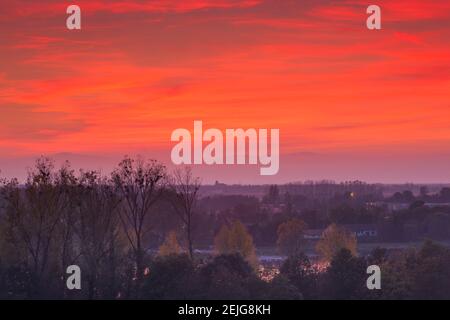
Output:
[{"xmin": 0, "ymin": 0, "xmax": 449, "ymax": 184}]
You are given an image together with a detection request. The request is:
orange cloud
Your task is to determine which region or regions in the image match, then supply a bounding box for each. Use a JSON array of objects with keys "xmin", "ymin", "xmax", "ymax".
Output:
[{"xmin": 0, "ymin": 0, "xmax": 449, "ymax": 182}]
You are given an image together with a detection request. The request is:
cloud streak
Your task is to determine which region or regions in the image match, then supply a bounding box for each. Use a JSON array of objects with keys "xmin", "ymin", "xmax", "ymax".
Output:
[{"xmin": 0, "ymin": 0, "xmax": 449, "ymax": 182}]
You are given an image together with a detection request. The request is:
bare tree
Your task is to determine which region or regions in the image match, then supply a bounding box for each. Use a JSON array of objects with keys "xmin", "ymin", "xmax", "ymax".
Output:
[
  {"xmin": 1, "ymin": 157, "xmax": 71, "ymax": 296},
  {"xmin": 111, "ymin": 156, "xmax": 166, "ymax": 288},
  {"xmin": 75, "ymin": 170, "xmax": 122, "ymax": 299},
  {"xmin": 55, "ymin": 162, "xmax": 78, "ymax": 282},
  {"xmin": 168, "ymin": 166, "xmax": 201, "ymax": 260}
]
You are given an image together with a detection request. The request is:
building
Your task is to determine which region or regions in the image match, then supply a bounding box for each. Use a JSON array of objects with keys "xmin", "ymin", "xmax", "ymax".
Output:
[{"xmin": 304, "ymin": 224, "xmax": 379, "ymax": 242}]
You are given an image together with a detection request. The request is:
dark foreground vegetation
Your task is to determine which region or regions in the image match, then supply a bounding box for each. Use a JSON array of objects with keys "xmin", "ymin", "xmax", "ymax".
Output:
[{"xmin": 1, "ymin": 156, "xmax": 450, "ymax": 299}]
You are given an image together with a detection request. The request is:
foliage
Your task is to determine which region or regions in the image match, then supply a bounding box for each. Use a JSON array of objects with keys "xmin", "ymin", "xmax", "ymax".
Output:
[
  {"xmin": 380, "ymin": 240, "xmax": 450, "ymax": 300},
  {"xmin": 141, "ymin": 254, "xmax": 197, "ymax": 299},
  {"xmin": 158, "ymin": 231, "xmax": 182, "ymax": 256},
  {"xmin": 199, "ymin": 253, "xmax": 301, "ymax": 300},
  {"xmin": 111, "ymin": 156, "xmax": 166, "ymax": 293},
  {"xmin": 277, "ymin": 218, "xmax": 307, "ymax": 256},
  {"xmin": 280, "ymin": 253, "xmax": 317, "ymax": 299},
  {"xmin": 214, "ymin": 220, "xmax": 258, "ymax": 268},
  {"xmin": 322, "ymin": 249, "xmax": 367, "ymax": 300},
  {"xmin": 315, "ymin": 223, "xmax": 357, "ymax": 261},
  {"xmin": 2, "ymin": 157, "xmax": 450, "ymax": 299}
]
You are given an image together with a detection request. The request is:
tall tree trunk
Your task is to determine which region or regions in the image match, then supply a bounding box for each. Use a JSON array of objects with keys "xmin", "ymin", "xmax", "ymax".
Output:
[
  {"xmin": 187, "ymin": 221, "xmax": 193, "ymax": 260},
  {"xmin": 134, "ymin": 241, "xmax": 144, "ymax": 298}
]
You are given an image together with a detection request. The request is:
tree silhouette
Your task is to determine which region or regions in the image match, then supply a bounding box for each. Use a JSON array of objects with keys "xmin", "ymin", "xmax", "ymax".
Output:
[
  {"xmin": 167, "ymin": 167, "xmax": 200, "ymax": 260},
  {"xmin": 111, "ymin": 156, "xmax": 166, "ymax": 295}
]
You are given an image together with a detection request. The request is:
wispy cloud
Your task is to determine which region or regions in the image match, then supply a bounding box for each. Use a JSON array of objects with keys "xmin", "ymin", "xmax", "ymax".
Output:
[
  {"xmin": 0, "ymin": 0, "xmax": 449, "ymax": 182},
  {"xmin": 0, "ymin": 103, "xmax": 87, "ymax": 140}
]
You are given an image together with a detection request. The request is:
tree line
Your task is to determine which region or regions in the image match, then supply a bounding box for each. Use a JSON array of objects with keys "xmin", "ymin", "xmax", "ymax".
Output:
[
  {"xmin": 0, "ymin": 156, "xmax": 202, "ymax": 299},
  {"xmin": 1, "ymin": 156, "xmax": 450, "ymax": 299}
]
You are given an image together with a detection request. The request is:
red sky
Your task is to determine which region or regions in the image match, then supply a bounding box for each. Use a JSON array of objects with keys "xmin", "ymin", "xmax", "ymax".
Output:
[{"xmin": 0, "ymin": 0, "xmax": 449, "ymax": 183}]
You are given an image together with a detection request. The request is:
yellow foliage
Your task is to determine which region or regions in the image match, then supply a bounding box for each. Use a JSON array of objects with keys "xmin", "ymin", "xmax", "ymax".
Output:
[
  {"xmin": 315, "ymin": 223, "xmax": 357, "ymax": 261},
  {"xmin": 214, "ymin": 220, "xmax": 258, "ymax": 268},
  {"xmin": 277, "ymin": 218, "xmax": 307, "ymax": 256},
  {"xmin": 158, "ymin": 231, "xmax": 182, "ymax": 256}
]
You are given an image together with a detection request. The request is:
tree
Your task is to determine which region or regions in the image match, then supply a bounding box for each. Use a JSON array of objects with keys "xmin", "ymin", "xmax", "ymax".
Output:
[
  {"xmin": 265, "ymin": 275, "xmax": 303, "ymax": 300},
  {"xmin": 199, "ymin": 253, "xmax": 255, "ymax": 299},
  {"xmin": 329, "ymin": 204, "xmax": 357, "ymax": 224},
  {"xmin": 379, "ymin": 250, "xmax": 415, "ymax": 300},
  {"xmin": 379, "ymin": 240, "xmax": 450, "ymax": 300},
  {"xmin": 54, "ymin": 161, "xmax": 79, "ymax": 297},
  {"xmin": 277, "ymin": 218, "xmax": 307, "ymax": 256},
  {"xmin": 158, "ymin": 231, "xmax": 182, "ymax": 256},
  {"xmin": 323, "ymin": 248, "xmax": 367, "ymax": 300},
  {"xmin": 315, "ymin": 223, "xmax": 357, "ymax": 261},
  {"xmin": 439, "ymin": 187, "xmax": 450, "ymax": 201},
  {"xmin": 74, "ymin": 170, "xmax": 123, "ymax": 299},
  {"xmin": 412, "ymin": 240, "xmax": 450, "ymax": 299},
  {"xmin": 368, "ymin": 247, "xmax": 388, "ymax": 265},
  {"xmin": 419, "ymin": 186, "xmax": 429, "ymax": 198},
  {"xmin": 283, "ymin": 192, "xmax": 294, "ymax": 216},
  {"xmin": 280, "ymin": 253, "xmax": 317, "ymax": 299},
  {"xmin": 141, "ymin": 254, "xmax": 197, "ymax": 299},
  {"xmin": 214, "ymin": 220, "xmax": 258, "ymax": 268},
  {"xmin": 263, "ymin": 185, "xmax": 280, "ymax": 204},
  {"xmin": 111, "ymin": 156, "xmax": 166, "ymax": 291},
  {"xmin": 1, "ymin": 157, "xmax": 72, "ymax": 297},
  {"xmin": 168, "ymin": 167, "xmax": 200, "ymax": 260}
]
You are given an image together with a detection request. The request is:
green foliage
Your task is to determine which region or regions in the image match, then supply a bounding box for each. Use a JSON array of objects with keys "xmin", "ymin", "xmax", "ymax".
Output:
[
  {"xmin": 376, "ymin": 240, "xmax": 450, "ymax": 300},
  {"xmin": 379, "ymin": 250, "xmax": 416, "ymax": 300},
  {"xmin": 199, "ymin": 253, "xmax": 255, "ymax": 299},
  {"xmin": 141, "ymin": 254, "xmax": 198, "ymax": 299},
  {"xmin": 263, "ymin": 275, "xmax": 303, "ymax": 300},
  {"xmin": 323, "ymin": 249, "xmax": 367, "ymax": 300},
  {"xmin": 280, "ymin": 253, "xmax": 317, "ymax": 299}
]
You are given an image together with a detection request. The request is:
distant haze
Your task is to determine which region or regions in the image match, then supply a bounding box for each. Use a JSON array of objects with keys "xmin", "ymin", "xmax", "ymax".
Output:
[{"xmin": 1, "ymin": 151, "xmax": 450, "ymax": 184}]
